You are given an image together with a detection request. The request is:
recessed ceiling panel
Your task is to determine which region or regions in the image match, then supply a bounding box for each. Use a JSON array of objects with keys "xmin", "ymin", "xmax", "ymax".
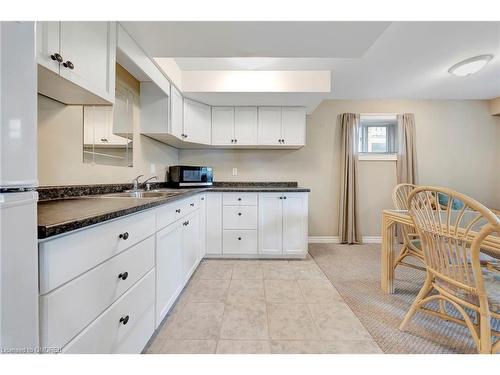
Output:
[{"xmin": 121, "ymin": 21, "xmax": 391, "ymax": 58}]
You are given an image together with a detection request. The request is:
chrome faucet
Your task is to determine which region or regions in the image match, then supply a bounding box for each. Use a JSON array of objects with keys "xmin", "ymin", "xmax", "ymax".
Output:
[
  {"xmin": 131, "ymin": 175, "xmax": 144, "ymax": 191},
  {"xmin": 143, "ymin": 176, "xmax": 158, "ymax": 191}
]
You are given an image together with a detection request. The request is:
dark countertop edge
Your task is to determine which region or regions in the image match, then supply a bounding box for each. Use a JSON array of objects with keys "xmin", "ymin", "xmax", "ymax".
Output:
[{"xmin": 37, "ymin": 187, "xmax": 310, "ymax": 239}]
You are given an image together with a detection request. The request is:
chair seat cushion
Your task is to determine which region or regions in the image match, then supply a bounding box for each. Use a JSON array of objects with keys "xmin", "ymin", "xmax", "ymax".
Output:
[{"xmin": 435, "ymin": 266, "xmax": 500, "ymax": 314}]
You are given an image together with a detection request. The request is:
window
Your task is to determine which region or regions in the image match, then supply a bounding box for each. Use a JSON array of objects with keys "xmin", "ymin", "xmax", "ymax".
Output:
[{"xmin": 358, "ymin": 115, "xmax": 398, "ymax": 157}]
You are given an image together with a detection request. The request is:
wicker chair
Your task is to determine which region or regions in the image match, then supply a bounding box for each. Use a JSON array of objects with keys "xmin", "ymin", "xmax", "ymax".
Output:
[
  {"xmin": 392, "ymin": 183, "xmax": 425, "ymax": 271},
  {"xmin": 399, "ymin": 186, "xmax": 500, "ymax": 354}
]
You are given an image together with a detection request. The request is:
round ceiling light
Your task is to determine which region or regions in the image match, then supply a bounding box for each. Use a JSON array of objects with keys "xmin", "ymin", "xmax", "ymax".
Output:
[{"xmin": 448, "ymin": 54, "xmax": 493, "ymax": 77}]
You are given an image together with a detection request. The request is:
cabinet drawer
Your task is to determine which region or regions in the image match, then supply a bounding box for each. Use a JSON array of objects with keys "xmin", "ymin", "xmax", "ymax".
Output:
[
  {"xmin": 40, "ymin": 236, "xmax": 155, "ymax": 349},
  {"xmin": 39, "ymin": 210, "xmax": 156, "ymax": 294},
  {"xmin": 223, "ymin": 230, "xmax": 258, "ymax": 255},
  {"xmin": 62, "ymin": 269, "xmax": 155, "ymax": 354},
  {"xmin": 223, "ymin": 206, "xmax": 257, "ymax": 230},
  {"xmin": 156, "ymin": 195, "xmax": 200, "ymax": 230},
  {"xmin": 222, "ymin": 193, "xmax": 258, "ymax": 206}
]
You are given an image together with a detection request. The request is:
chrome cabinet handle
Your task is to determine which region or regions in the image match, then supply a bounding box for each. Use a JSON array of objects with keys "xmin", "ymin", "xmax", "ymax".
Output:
[
  {"xmin": 119, "ymin": 232, "xmax": 129, "ymax": 240},
  {"xmin": 118, "ymin": 272, "xmax": 128, "ymax": 280},
  {"xmin": 63, "ymin": 60, "xmax": 74, "ymax": 69},
  {"xmin": 50, "ymin": 53, "xmax": 63, "ymax": 62},
  {"xmin": 119, "ymin": 315, "xmax": 130, "ymax": 325}
]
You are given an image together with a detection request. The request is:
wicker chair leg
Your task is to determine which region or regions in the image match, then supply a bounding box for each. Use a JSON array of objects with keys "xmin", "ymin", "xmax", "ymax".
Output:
[
  {"xmin": 479, "ymin": 313, "xmax": 492, "ymax": 354},
  {"xmin": 399, "ymin": 272, "xmax": 433, "ymax": 331}
]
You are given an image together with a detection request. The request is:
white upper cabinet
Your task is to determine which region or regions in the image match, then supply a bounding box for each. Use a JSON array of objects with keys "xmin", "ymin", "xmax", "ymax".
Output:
[
  {"xmin": 36, "ymin": 21, "xmax": 116, "ymax": 105},
  {"xmin": 170, "ymin": 85, "xmax": 184, "ymax": 139},
  {"xmin": 59, "ymin": 22, "xmax": 115, "ymax": 102},
  {"xmin": 234, "ymin": 107, "xmax": 258, "ymax": 145},
  {"xmin": 183, "ymin": 98, "xmax": 211, "ymax": 144},
  {"xmin": 212, "ymin": 107, "xmax": 235, "ymax": 145},
  {"xmin": 212, "ymin": 106, "xmax": 258, "ymax": 146},
  {"xmin": 140, "ymin": 81, "xmax": 169, "ymax": 135},
  {"xmin": 36, "ymin": 21, "xmax": 60, "ymax": 75},
  {"xmin": 258, "ymin": 107, "xmax": 282, "ymax": 146},
  {"xmin": 281, "ymin": 107, "xmax": 306, "ymax": 146},
  {"xmin": 258, "ymin": 107, "xmax": 306, "ymax": 147}
]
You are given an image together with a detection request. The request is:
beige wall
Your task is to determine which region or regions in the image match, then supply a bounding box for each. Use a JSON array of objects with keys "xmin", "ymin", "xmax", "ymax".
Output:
[
  {"xmin": 180, "ymin": 100, "xmax": 500, "ymax": 237},
  {"xmin": 38, "ymin": 67, "xmax": 178, "ymax": 186}
]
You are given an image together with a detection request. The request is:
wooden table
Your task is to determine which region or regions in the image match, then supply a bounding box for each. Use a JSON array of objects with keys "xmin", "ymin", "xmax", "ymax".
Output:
[{"xmin": 381, "ymin": 209, "xmax": 500, "ymax": 294}]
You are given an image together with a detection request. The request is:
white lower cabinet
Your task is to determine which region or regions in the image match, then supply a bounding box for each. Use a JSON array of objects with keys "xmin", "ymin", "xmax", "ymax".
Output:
[
  {"xmin": 258, "ymin": 193, "xmax": 284, "ymax": 255},
  {"xmin": 63, "ymin": 270, "xmax": 155, "ymax": 354},
  {"xmin": 181, "ymin": 210, "xmax": 200, "ymax": 283},
  {"xmin": 258, "ymin": 193, "xmax": 308, "ymax": 256},
  {"xmin": 155, "ymin": 220, "xmax": 183, "ymax": 328},
  {"xmin": 39, "ymin": 191, "xmax": 308, "ymax": 353},
  {"xmin": 199, "ymin": 195, "xmax": 207, "ymax": 259},
  {"xmin": 282, "ymin": 194, "xmax": 309, "ymax": 254},
  {"xmin": 223, "ymin": 230, "xmax": 258, "ymax": 255},
  {"xmin": 40, "ymin": 236, "xmax": 155, "ymax": 349},
  {"xmin": 206, "ymin": 193, "xmax": 223, "ymax": 255}
]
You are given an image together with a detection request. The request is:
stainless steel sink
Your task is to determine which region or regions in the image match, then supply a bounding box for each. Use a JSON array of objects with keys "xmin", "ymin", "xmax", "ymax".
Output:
[{"xmin": 101, "ymin": 191, "xmax": 179, "ymax": 198}]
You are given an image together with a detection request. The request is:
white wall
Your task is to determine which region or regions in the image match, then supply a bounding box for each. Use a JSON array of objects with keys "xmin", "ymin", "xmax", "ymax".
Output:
[{"xmin": 180, "ymin": 99, "xmax": 500, "ymax": 237}]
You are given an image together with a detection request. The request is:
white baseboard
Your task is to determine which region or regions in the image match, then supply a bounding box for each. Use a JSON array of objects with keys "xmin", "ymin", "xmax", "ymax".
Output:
[
  {"xmin": 308, "ymin": 236, "xmax": 381, "ymax": 244},
  {"xmin": 362, "ymin": 236, "xmax": 382, "ymax": 244},
  {"xmin": 308, "ymin": 236, "xmax": 340, "ymax": 243}
]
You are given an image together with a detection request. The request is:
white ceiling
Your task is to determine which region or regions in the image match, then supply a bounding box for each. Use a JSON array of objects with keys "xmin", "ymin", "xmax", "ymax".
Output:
[
  {"xmin": 120, "ymin": 21, "xmax": 391, "ymax": 58},
  {"xmin": 122, "ymin": 21, "xmax": 500, "ymax": 112}
]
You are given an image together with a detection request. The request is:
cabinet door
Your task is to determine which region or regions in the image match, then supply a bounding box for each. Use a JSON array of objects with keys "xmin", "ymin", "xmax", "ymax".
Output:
[
  {"xmin": 206, "ymin": 193, "xmax": 223, "ymax": 255},
  {"xmin": 282, "ymin": 107, "xmax": 306, "ymax": 146},
  {"xmin": 156, "ymin": 221, "xmax": 183, "ymax": 327},
  {"xmin": 112, "ymin": 84, "xmax": 134, "ymax": 139},
  {"xmin": 183, "ymin": 98, "xmax": 211, "ymax": 144},
  {"xmin": 211, "ymin": 107, "xmax": 234, "ymax": 145},
  {"xmin": 199, "ymin": 195, "xmax": 207, "ymax": 259},
  {"xmin": 36, "ymin": 21, "xmax": 60, "ymax": 74},
  {"xmin": 258, "ymin": 193, "xmax": 283, "ymax": 255},
  {"xmin": 258, "ymin": 107, "xmax": 282, "ymax": 145},
  {"xmin": 59, "ymin": 22, "xmax": 115, "ymax": 102},
  {"xmin": 181, "ymin": 211, "xmax": 200, "ymax": 282},
  {"xmin": 170, "ymin": 85, "xmax": 184, "ymax": 139},
  {"xmin": 282, "ymin": 193, "xmax": 308, "ymax": 255},
  {"xmin": 234, "ymin": 107, "xmax": 258, "ymax": 145}
]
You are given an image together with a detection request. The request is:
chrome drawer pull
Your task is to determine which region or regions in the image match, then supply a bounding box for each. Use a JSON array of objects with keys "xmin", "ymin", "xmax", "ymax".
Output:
[
  {"xmin": 119, "ymin": 315, "xmax": 130, "ymax": 325},
  {"xmin": 118, "ymin": 272, "xmax": 128, "ymax": 281}
]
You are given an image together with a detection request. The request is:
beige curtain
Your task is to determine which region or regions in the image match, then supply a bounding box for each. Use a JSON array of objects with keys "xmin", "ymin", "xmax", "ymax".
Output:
[
  {"xmin": 338, "ymin": 113, "xmax": 361, "ymax": 244},
  {"xmin": 397, "ymin": 113, "xmax": 418, "ymax": 184},
  {"xmin": 396, "ymin": 113, "xmax": 418, "ymax": 243}
]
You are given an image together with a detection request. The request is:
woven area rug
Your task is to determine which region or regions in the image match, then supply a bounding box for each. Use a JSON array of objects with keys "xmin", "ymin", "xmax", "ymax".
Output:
[{"xmin": 309, "ymin": 243, "xmax": 499, "ymax": 354}]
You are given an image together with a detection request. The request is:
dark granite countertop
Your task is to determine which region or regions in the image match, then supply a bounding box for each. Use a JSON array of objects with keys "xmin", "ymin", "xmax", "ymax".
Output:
[{"xmin": 37, "ymin": 182, "xmax": 310, "ymax": 240}]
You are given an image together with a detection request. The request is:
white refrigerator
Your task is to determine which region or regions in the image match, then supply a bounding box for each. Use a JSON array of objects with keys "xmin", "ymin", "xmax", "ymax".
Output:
[{"xmin": 0, "ymin": 21, "xmax": 39, "ymax": 352}]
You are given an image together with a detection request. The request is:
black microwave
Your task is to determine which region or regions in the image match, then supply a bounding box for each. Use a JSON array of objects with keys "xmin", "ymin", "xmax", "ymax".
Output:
[{"xmin": 168, "ymin": 166, "xmax": 213, "ymax": 188}]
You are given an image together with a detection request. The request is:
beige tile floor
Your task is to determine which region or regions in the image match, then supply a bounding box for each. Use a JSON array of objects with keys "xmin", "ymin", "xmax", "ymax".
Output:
[{"xmin": 145, "ymin": 256, "xmax": 382, "ymax": 354}]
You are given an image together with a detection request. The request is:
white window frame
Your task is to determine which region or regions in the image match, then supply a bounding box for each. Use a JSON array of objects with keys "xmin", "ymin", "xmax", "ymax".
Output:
[{"xmin": 358, "ymin": 114, "xmax": 398, "ymax": 161}]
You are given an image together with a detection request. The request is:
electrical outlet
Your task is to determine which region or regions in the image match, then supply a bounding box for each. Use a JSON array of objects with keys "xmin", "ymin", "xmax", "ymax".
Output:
[
  {"xmin": 232, "ymin": 168, "xmax": 238, "ymax": 176},
  {"xmin": 150, "ymin": 164, "xmax": 156, "ymax": 174}
]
